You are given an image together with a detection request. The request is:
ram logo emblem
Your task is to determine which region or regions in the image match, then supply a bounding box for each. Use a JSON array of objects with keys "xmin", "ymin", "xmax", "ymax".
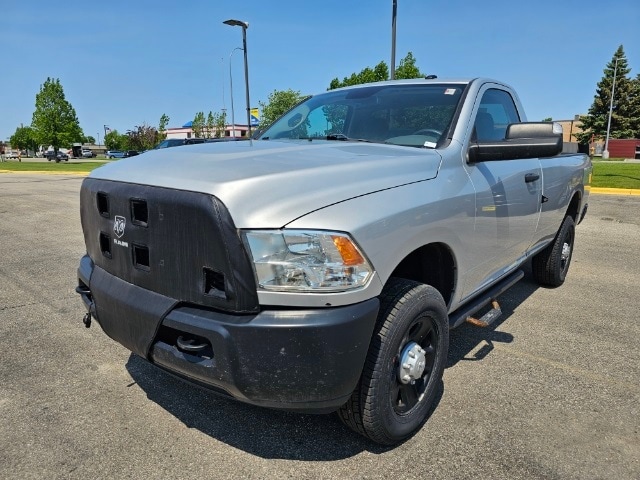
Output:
[{"xmin": 114, "ymin": 216, "xmax": 126, "ymax": 238}]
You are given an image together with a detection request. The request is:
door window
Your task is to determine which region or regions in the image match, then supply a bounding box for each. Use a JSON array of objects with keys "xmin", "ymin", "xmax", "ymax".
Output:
[{"xmin": 474, "ymin": 89, "xmax": 521, "ymax": 142}]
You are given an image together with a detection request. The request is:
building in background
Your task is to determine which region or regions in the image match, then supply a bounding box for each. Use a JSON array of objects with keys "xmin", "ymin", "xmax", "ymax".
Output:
[
  {"xmin": 165, "ymin": 121, "xmax": 250, "ymax": 140},
  {"xmin": 607, "ymin": 139, "xmax": 640, "ymax": 159}
]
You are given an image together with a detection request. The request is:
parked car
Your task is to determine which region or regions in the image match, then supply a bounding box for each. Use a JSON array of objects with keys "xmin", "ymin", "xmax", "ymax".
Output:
[
  {"xmin": 106, "ymin": 150, "xmax": 125, "ymax": 159},
  {"xmin": 6, "ymin": 150, "xmax": 19, "ymax": 159},
  {"xmin": 154, "ymin": 139, "xmax": 193, "ymax": 149},
  {"xmin": 45, "ymin": 150, "xmax": 69, "ymax": 162},
  {"xmin": 153, "ymin": 137, "xmax": 244, "ymax": 149},
  {"xmin": 81, "ymin": 149, "xmax": 95, "ymax": 158},
  {"xmin": 123, "ymin": 150, "xmax": 139, "ymax": 157}
]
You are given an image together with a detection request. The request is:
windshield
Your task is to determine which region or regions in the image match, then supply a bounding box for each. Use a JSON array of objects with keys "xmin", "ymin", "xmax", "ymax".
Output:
[{"xmin": 258, "ymin": 83, "xmax": 466, "ymax": 148}]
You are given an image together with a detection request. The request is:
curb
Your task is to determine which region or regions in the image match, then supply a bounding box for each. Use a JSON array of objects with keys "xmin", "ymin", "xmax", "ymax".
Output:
[
  {"xmin": 590, "ymin": 187, "xmax": 640, "ymax": 196},
  {"xmin": 0, "ymin": 170, "xmax": 89, "ymax": 176}
]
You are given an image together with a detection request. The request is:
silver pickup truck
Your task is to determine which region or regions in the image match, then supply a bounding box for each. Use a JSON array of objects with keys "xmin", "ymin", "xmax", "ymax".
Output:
[{"xmin": 76, "ymin": 78, "xmax": 591, "ymax": 445}]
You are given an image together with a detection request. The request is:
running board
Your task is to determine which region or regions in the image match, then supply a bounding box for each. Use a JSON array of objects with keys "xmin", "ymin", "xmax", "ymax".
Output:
[
  {"xmin": 448, "ymin": 269, "xmax": 524, "ymax": 329},
  {"xmin": 466, "ymin": 300, "xmax": 502, "ymax": 327}
]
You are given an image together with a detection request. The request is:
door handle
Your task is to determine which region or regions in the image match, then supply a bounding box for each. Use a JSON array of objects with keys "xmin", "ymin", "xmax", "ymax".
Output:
[{"xmin": 525, "ymin": 173, "xmax": 540, "ymax": 183}]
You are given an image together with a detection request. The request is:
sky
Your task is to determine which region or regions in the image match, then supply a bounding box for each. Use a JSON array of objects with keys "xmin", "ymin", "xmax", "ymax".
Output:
[{"xmin": 1, "ymin": 0, "xmax": 639, "ymax": 143}]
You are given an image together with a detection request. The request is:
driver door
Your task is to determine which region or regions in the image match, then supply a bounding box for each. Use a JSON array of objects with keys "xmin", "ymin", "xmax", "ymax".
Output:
[{"xmin": 463, "ymin": 87, "xmax": 542, "ymax": 296}]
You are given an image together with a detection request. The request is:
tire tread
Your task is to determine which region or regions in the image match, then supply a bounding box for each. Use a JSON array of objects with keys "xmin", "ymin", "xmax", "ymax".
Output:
[{"xmin": 338, "ymin": 278, "xmax": 448, "ymax": 445}]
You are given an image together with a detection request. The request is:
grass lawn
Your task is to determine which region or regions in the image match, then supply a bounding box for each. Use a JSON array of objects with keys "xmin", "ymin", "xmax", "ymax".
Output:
[
  {"xmin": 1, "ymin": 158, "xmax": 640, "ymax": 190},
  {"xmin": 591, "ymin": 161, "xmax": 640, "ymax": 189},
  {"xmin": 0, "ymin": 161, "xmax": 108, "ymax": 173}
]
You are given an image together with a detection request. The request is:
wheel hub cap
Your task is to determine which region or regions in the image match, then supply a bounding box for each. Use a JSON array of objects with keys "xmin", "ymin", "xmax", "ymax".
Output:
[{"xmin": 398, "ymin": 342, "xmax": 427, "ymax": 385}]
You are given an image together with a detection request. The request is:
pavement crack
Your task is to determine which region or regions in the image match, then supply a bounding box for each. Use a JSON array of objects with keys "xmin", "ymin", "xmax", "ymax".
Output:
[{"xmin": 0, "ymin": 302, "xmax": 40, "ymax": 311}]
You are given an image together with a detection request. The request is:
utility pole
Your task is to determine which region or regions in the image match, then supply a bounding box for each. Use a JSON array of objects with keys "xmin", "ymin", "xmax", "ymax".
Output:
[{"xmin": 391, "ymin": 0, "xmax": 397, "ymax": 80}]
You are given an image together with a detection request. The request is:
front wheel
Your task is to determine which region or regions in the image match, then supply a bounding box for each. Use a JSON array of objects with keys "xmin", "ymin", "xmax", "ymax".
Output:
[
  {"xmin": 532, "ymin": 215, "xmax": 575, "ymax": 287},
  {"xmin": 338, "ymin": 278, "xmax": 449, "ymax": 445}
]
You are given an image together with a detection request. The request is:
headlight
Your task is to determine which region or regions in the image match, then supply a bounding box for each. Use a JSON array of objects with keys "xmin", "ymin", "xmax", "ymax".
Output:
[{"xmin": 243, "ymin": 230, "xmax": 373, "ymax": 292}]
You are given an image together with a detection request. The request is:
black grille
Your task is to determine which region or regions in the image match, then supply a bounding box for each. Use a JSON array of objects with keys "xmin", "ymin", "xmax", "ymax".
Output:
[
  {"xmin": 130, "ymin": 199, "xmax": 148, "ymax": 227},
  {"xmin": 132, "ymin": 244, "xmax": 150, "ymax": 271},
  {"xmin": 99, "ymin": 232, "xmax": 112, "ymax": 258},
  {"xmin": 80, "ymin": 178, "xmax": 259, "ymax": 313},
  {"xmin": 203, "ymin": 267, "xmax": 226, "ymax": 298},
  {"xmin": 97, "ymin": 192, "xmax": 110, "ymax": 217}
]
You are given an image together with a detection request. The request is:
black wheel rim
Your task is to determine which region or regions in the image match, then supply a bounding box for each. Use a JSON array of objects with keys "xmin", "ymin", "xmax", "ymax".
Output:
[{"xmin": 391, "ymin": 315, "xmax": 438, "ymax": 415}]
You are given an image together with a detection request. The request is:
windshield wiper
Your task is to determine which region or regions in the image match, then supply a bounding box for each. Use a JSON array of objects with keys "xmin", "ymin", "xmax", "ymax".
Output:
[
  {"xmin": 326, "ymin": 133, "xmax": 349, "ymax": 141},
  {"xmin": 295, "ymin": 134, "xmax": 381, "ymax": 143},
  {"xmin": 326, "ymin": 134, "xmax": 380, "ymax": 143}
]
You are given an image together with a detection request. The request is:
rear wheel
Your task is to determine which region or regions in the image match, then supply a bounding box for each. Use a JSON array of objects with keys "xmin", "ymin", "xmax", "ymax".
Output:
[
  {"xmin": 532, "ymin": 215, "xmax": 575, "ymax": 287},
  {"xmin": 338, "ymin": 278, "xmax": 449, "ymax": 445}
]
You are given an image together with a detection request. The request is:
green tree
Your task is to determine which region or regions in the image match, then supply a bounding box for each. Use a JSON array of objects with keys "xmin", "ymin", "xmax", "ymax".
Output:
[
  {"xmin": 629, "ymin": 74, "xmax": 640, "ymax": 137},
  {"xmin": 577, "ymin": 46, "xmax": 637, "ymax": 144},
  {"xmin": 84, "ymin": 135, "xmax": 96, "ymax": 144},
  {"xmin": 9, "ymin": 125, "xmax": 38, "ymax": 153},
  {"xmin": 394, "ymin": 52, "xmax": 423, "ymax": 79},
  {"xmin": 259, "ymin": 89, "xmax": 308, "ymax": 129},
  {"xmin": 205, "ymin": 111, "xmax": 226, "ymax": 138},
  {"xmin": 158, "ymin": 113, "xmax": 170, "ymax": 140},
  {"xmin": 215, "ymin": 111, "xmax": 227, "ymax": 138},
  {"xmin": 104, "ymin": 129, "xmax": 128, "ymax": 151},
  {"xmin": 31, "ymin": 77, "xmax": 84, "ymax": 151},
  {"xmin": 329, "ymin": 61, "xmax": 389, "ymax": 90},
  {"xmin": 328, "ymin": 52, "xmax": 423, "ymax": 90},
  {"xmin": 192, "ymin": 112, "xmax": 205, "ymax": 138},
  {"xmin": 205, "ymin": 111, "xmax": 215, "ymax": 138}
]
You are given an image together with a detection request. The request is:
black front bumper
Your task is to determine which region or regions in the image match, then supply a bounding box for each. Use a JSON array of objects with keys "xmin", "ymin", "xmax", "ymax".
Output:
[{"xmin": 78, "ymin": 255, "xmax": 379, "ymax": 413}]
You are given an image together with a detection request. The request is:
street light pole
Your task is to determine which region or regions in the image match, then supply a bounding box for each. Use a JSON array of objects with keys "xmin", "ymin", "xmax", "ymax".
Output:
[
  {"xmin": 229, "ymin": 47, "xmax": 243, "ymax": 138},
  {"xmin": 391, "ymin": 0, "xmax": 397, "ymax": 80},
  {"xmin": 224, "ymin": 19, "xmax": 252, "ymax": 138},
  {"xmin": 603, "ymin": 57, "xmax": 619, "ymax": 159}
]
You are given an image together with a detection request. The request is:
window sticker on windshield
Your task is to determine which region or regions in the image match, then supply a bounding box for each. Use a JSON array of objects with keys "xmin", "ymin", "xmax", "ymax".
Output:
[
  {"xmin": 444, "ymin": 88, "xmax": 457, "ymax": 95},
  {"xmin": 423, "ymin": 141, "xmax": 437, "ymax": 148}
]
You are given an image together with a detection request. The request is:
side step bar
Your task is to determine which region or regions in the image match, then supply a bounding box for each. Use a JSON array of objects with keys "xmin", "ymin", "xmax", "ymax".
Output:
[
  {"xmin": 448, "ymin": 269, "xmax": 524, "ymax": 329},
  {"xmin": 466, "ymin": 300, "xmax": 502, "ymax": 327}
]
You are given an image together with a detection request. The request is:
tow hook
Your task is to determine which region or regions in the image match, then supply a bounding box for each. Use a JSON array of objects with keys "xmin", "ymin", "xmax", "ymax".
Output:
[{"xmin": 75, "ymin": 285, "xmax": 93, "ymax": 328}]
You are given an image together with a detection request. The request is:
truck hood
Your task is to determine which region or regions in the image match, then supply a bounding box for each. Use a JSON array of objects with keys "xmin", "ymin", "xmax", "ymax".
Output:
[{"xmin": 90, "ymin": 140, "xmax": 442, "ymax": 228}]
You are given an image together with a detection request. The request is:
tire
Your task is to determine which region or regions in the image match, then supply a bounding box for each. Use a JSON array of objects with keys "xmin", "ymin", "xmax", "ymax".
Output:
[
  {"xmin": 338, "ymin": 278, "xmax": 449, "ymax": 445},
  {"xmin": 532, "ymin": 215, "xmax": 575, "ymax": 287}
]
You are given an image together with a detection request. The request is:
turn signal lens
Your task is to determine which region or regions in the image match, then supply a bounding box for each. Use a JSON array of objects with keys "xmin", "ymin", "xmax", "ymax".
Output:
[{"xmin": 332, "ymin": 235, "xmax": 364, "ymax": 266}]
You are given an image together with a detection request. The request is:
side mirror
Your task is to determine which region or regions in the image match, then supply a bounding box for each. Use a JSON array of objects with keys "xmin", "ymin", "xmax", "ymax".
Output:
[{"xmin": 468, "ymin": 122, "xmax": 563, "ymax": 163}]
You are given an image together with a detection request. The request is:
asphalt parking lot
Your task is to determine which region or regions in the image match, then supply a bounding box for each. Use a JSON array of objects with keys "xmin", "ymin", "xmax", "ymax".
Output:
[{"xmin": 0, "ymin": 174, "xmax": 638, "ymax": 480}]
